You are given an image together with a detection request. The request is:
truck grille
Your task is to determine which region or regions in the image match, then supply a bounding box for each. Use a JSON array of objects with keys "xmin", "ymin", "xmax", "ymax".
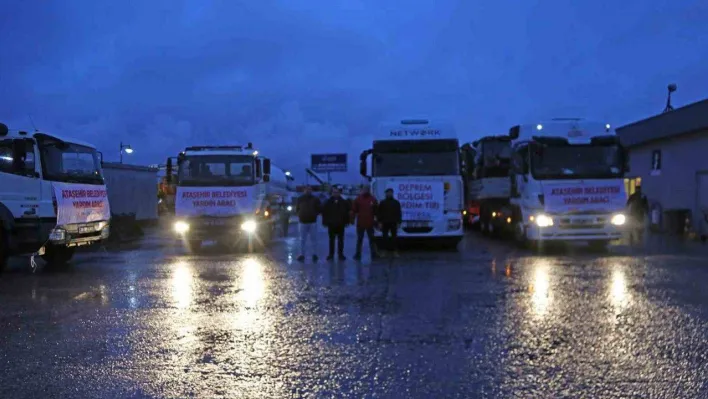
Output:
[{"xmin": 557, "ymin": 216, "xmax": 607, "ymax": 230}]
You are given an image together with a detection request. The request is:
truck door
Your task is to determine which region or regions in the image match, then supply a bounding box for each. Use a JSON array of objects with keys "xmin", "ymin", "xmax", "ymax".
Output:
[{"xmin": 0, "ymin": 139, "xmax": 42, "ymax": 244}]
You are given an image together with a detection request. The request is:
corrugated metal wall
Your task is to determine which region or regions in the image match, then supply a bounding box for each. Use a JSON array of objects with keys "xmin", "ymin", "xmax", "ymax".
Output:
[{"xmin": 102, "ymin": 163, "xmax": 158, "ymax": 221}]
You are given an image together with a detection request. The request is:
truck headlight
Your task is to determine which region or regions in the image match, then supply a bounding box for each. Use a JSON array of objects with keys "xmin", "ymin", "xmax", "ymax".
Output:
[
  {"xmin": 174, "ymin": 221, "xmax": 190, "ymax": 234},
  {"xmin": 535, "ymin": 214, "xmax": 554, "ymax": 227},
  {"xmin": 611, "ymin": 214, "xmax": 626, "ymax": 226},
  {"xmin": 241, "ymin": 220, "xmax": 257, "ymax": 233},
  {"xmin": 286, "ymin": 205, "xmax": 292, "ymax": 212},
  {"xmin": 49, "ymin": 228, "xmax": 66, "ymax": 241}
]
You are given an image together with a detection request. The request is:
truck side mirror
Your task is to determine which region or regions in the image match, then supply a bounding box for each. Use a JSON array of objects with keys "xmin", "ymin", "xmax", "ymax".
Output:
[
  {"xmin": 166, "ymin": 157, "xmax": 173, "ymax": 183},
  {"xmin": 359, "ymin": 149, "xmax": 371, "ymax": 179},
  {"xmin": 97, "ymin": 151, "xmax": 104, "ymax": 166},
  {"xmin": 263, "ymin": 158, "xmax": 271, "ymax": 175},
  {"xmin": 255, "ymin": 159, "xmax": 262, "ymax": 177},
  {"xmin": 262, "ymin": 174, "xmax": 270, "ymax": 182},
  {"xmin": 509, "ymin": 125, "xmax": 520, "ymax": 139},
  {"xmin": 11, "ymin": 140, "xmax": 25, "ymax": 171}
]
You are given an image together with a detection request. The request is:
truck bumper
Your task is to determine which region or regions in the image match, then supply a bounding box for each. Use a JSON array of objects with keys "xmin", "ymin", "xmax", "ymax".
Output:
[
  {"xmin": 374, "ymin": 215, "xmax": 464, "ymax": 239},
  {"xmin": 48, "ymin": 222, "xmax": 110, "ymax": 247},
  {"xmin": 172, "ymin": 217, "xmax": 270, "ymax": 242},
  {"xmin": 525, "ymin": 222, "xmax": 624, "ymax": 241}
]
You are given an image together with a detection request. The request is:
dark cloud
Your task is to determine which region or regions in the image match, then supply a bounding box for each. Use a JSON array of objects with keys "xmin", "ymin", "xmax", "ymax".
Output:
[{"xmin": 1, "ymin": 0, "xmax": 705, "ymax": 182}]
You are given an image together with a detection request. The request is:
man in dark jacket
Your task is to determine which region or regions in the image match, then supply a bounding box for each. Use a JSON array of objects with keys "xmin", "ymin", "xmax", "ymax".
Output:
[
  {"xmin": 296, "ymin": 186, "xmax": 321, "ymax": 262},
  {"xmin": 377, "ymin": 188, "xmax": 402, "ymax": 257},
  {"xmin": 351, "ymin": 185, "xmax": 379, "ymax": 260},
  {"xmin": 626, "ymin": 185, "xmax": 649, "ymax": 244},
  {"xmin": 322, "ymin": 187, "xmax": 350, "ymax": 261}
]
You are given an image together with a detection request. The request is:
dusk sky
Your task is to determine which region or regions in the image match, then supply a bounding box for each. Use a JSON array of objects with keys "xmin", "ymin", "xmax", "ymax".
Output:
[{"xmin": 1, "ymin": 0, "xmax": 706, "ymax": 183}]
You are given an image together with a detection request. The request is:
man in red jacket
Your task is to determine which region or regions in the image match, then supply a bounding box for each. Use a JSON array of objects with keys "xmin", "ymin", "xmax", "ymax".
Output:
[{"xmin": 351, "ymin": 185, "xmax": 379, "ymax": 260}]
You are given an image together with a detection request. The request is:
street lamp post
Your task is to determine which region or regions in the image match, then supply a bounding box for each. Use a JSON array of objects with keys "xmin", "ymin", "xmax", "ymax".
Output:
[{"xmin": 119, "ymin": 142, "xmax": 133, "ymax": 164}]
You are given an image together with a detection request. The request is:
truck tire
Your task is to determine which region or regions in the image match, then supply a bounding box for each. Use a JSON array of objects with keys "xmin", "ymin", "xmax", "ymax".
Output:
[
  {"xmin": 253, "ymin": 224, "xmax": 274, "ymax": 252},
  {"xmin": 513, "ymin": 221, "xmax": 538, "ymax": 250},
  {"xmin": 588, "ymin": 240, "xmax": 609, "ymax": 251},
  {"xmin": 0, "ymin": 228, "xmax": 8, "ymax": 273},
  {"xmin": 42, "ymin": 245, "xmax": 75, "ymax": 270},
  {"xmin": 187, "ymin": 240, "xmax": 202, "ymax": 253},
  {"xmin": 443, "ymin": 237, "xmax": 461, "ymax": 251},
  {"xmin": 480, "ymin": 210, "xmax": 491, "ymax": 236}
]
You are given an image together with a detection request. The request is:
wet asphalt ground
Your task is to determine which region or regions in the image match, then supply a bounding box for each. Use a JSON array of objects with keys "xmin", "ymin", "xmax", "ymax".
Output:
[{"xmin": 1, "ymin": 228, "xmax": 708, "ymax": 399}]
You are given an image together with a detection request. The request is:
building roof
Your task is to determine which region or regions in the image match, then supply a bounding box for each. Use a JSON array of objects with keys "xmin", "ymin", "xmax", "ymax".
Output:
[{"xmin": 616, "ymin": 98, "xmax": 708, "ymax": 148}]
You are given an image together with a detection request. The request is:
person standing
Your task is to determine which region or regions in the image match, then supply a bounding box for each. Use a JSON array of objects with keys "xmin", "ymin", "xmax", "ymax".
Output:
[
  {"xmin": 377, "ymin": 188, "xmax": 402, "ymax": 257},
  {"xmin": 296, "ymin": 186, "xmax": 321, "ymax": 262},
  {"xmin": 626, "ymin": 185, "xmax": 649, "ymax": 244},
  {"xmin": 351, "ymin": 185, "xmax": 379, "ymax": 261},
  {"xmin": 279, "ymin": 197, "xmax": 291, "ymax": 237},
  {"xmin": 322, "ymin": 187, "xmax": 351, "ymax": 261}
]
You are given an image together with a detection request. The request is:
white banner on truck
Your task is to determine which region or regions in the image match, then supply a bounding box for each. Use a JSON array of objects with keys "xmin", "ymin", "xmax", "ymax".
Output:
[
  {"xmin": 542, "ymin": 180, "xmax": 626, "ymax": 213},
  {"xmin": 52, "ymin": 183, "xmax": 111, "ymax": 225},
  {"xmin": 175, "ymin": 186, "xmax": 255, "ymax": 217},
  {"xmin": 387, "ymin": 181, "xmax": 444, "ymax": 221}
]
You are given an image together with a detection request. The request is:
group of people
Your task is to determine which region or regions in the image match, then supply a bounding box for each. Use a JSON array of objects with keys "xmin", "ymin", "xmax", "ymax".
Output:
[{"xmin": 294, "ymin": 185, "xmax": 402, "ymax": 262}]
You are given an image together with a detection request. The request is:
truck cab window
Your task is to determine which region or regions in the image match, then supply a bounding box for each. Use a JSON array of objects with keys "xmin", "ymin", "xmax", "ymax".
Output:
[
  {"xmin": 512, "ymin": 145, "xmax": 529, "ymax": 175},
  {"xmin": 0, "ymin": 139, "xmax": 36, "ymax": 176},
  {"xmin": 0, "ymin": 140, "xmax": 13, "ymax": 173}
]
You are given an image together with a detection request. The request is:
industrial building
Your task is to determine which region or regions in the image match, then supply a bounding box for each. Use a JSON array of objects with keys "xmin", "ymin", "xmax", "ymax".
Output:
[{"xmin": 617, "ymin": 98, "xmax": 708, "ymax": 236}]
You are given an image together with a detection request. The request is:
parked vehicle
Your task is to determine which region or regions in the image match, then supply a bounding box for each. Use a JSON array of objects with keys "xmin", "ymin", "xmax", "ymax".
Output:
[
  {"xmin": 167, "ymin": 143, "xmax": 290, "ymax": 251},
  {"xmin": 460, "ymin": 135, "xmax": 513, "ymax": 232},
  {"xmin": 474, "ymin": 119, "xmax": 629, "ymax": 249},
  {"xmin": 0, "ymin": 123, "xmax": 110, "ymax": 271},
  {"xmin": 359, "ymin": 119, "xmax": 464, "ymax": 249}
]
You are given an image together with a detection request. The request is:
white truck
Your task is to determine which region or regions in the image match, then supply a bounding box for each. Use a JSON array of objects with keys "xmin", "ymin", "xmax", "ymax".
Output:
[
  {"xmin": 460, "ymin": 135, "xmax": 513, "ymax": 233},
  {"xmin": 167, "ymin": 143, "xmax": 289, "ymax": 251},
  {"xmin": 359, "ymin": 119, "xmax": 464, "ymax": 248},
  {"xmin": 503, "ymin": 119, "xmax": 629, "ymax": 248},
  {"xmin": 0, "ymin": 123, "xmax": 110, "ymax": 271}
]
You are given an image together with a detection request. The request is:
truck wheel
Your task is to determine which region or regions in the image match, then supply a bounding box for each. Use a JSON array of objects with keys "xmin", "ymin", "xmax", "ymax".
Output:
[
  {"xmin": 42, "ymin": 245, "xmax": 75, "ymax": 270},
  {"xmin": 444, "ymin": 237, "xmax": 461, "ymax": 251},
  {"xmin": 588, "ymin": 240, "xmax": 609, "ymax": 251},
  {"xmin": 513, "ymin": 222, "xmax": 537, "ymax": 250},
  {"xmin": 187, "ymin": 240, "xmax": 202, "ymax": 253},
  {"xmin": 480, "ymin": 212, "xmax": 490, "ymax": 236},
  {"xmin": 0, "ymin": 228, "xmax": 8, "ymax": 273}
]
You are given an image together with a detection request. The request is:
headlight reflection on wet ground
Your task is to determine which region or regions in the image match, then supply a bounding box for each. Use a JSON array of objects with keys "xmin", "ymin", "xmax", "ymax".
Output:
[
  {"xmin": 529, "ymin": 260, "xmax": 552, "ymax": 318},
  {"xmin": 609, "ymin": 266, "xmax": 631, "ymax": 315},
  {"xmin": 240, "ymin": 257, "xmax": 265, "ymax": 309},
  {"xmin": 171, "ymin": 261, "xmax": 194, "ymax": 310}
]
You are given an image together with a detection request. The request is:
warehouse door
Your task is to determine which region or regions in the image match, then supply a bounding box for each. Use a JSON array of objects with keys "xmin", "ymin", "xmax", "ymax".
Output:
[{"xmin": 695, "ymin": 172, "xmax": 708, "ymax": 234}]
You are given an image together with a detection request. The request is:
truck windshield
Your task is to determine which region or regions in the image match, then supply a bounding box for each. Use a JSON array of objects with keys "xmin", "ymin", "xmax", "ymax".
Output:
[
  {"xmin": 39, "ymin": 141, "xmax": 104, "ymax": 185},
  {"xmin": 178, "ymin": 155, "xmax": 254, "ymax": 186},
  {"xmin": 478, "ymin": 140, "xmax": 512, "ymax": 177},
  {"xmin": 531, "ymin": 144, "xmax": 623, "ymax": 180},
  {"xmin": 372, "ymin": 139, "xmax": 459, "ymax": 177}
]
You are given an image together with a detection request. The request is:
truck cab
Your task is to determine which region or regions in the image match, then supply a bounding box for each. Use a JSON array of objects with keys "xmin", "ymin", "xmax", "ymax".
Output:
[
  {"xmin": 461, "ymin": 135, "xmax": 513, "ymax": 230},
  {"xmin": 360, "ymin": 119, "xmax": 464, "ymax": 248},
  {"xmin": 168, "ymin": 143, "xmax": 287, "ymax": 252},
  {"xmin": 0, "ymin": 123, "xmax": 110, "ymax": 271},
  {"xmin": 507, "ymin": 119, "xmax": 629, "ymax": 248}
]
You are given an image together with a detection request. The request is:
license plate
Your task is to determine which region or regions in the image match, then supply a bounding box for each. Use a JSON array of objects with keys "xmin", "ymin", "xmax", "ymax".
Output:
[
  {"xmin": 404, "ymin": 221, "xmax": 431, "ymax": 228},
  {"xmin": 79, "ymin": 226, "xmax": 93, "ymax": 234},
  {"xmin": 204, "ymin": 219, "xmax": 226, "ymax": 226}
]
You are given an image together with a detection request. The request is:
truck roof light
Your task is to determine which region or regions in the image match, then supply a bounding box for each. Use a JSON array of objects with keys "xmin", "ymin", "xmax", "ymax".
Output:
[{"xmin": 401, "ymin": 119, "xmax": 429, "ymax": 125}]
